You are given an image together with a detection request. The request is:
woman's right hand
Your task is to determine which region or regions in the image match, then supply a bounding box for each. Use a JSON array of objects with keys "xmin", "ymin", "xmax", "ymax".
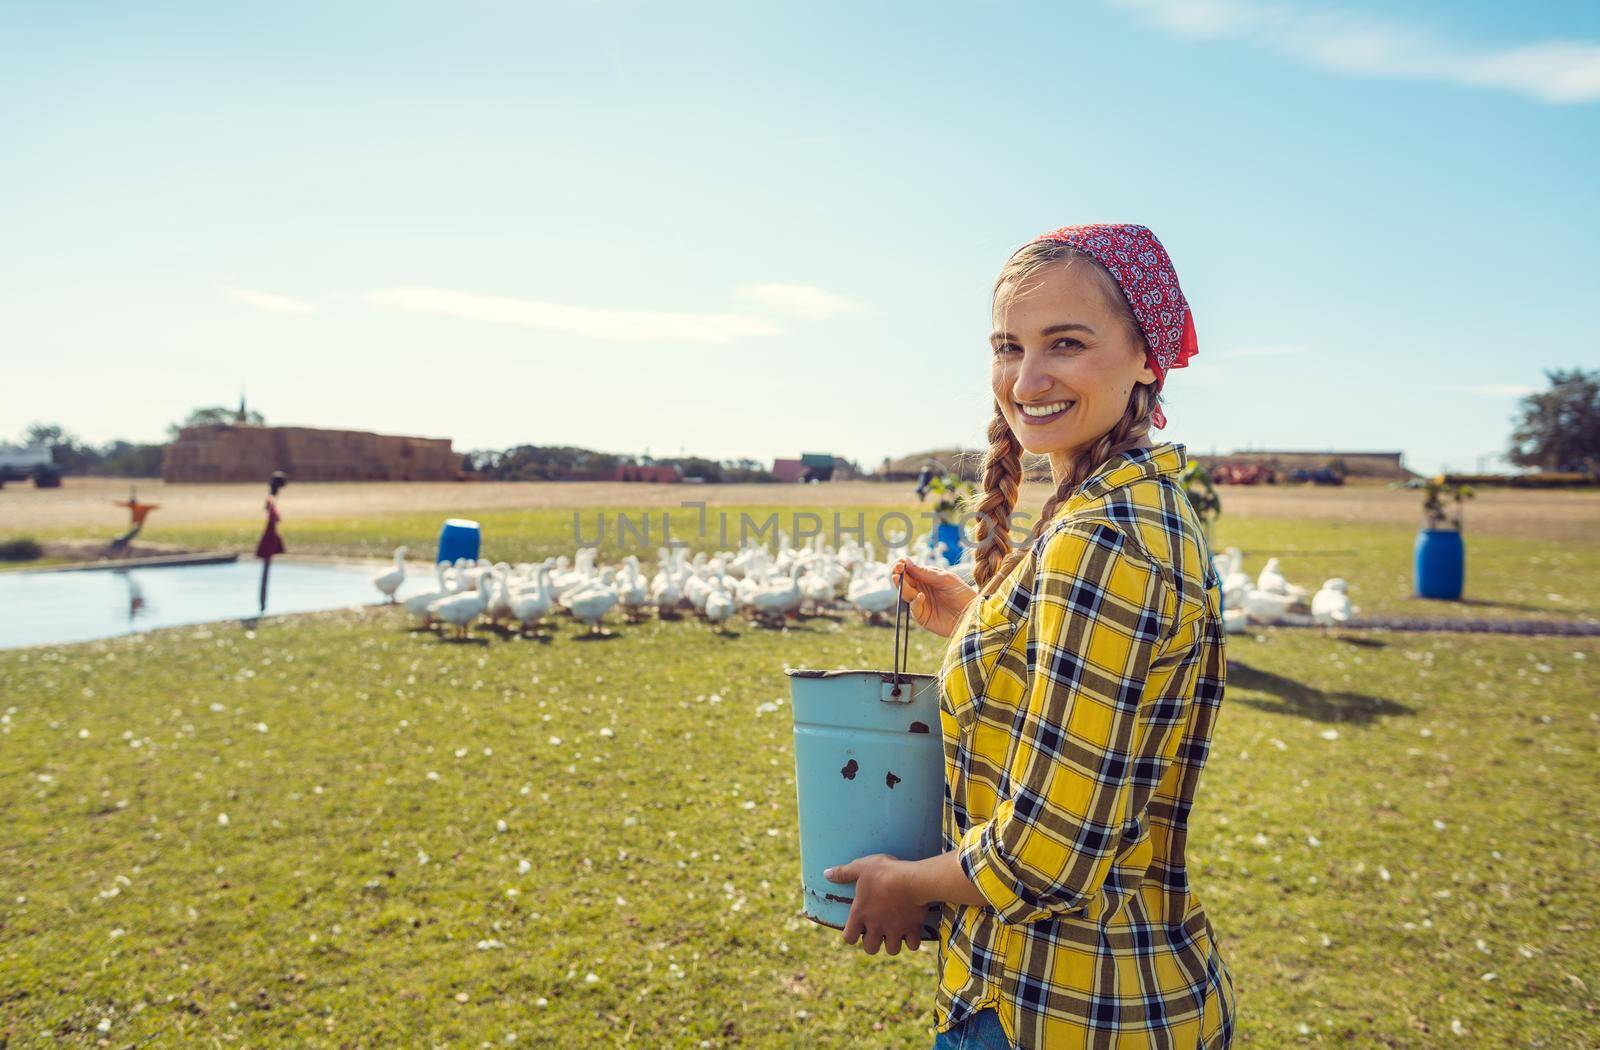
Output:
[{"xmin": 891, "ymin": 558, "xmax": 977, "ymax": 638}]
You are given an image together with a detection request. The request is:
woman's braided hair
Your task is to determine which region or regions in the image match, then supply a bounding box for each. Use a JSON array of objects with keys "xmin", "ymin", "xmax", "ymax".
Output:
[{"xmin": 970, "ymin": 243, "xmax": 1164, "ymax": 597}]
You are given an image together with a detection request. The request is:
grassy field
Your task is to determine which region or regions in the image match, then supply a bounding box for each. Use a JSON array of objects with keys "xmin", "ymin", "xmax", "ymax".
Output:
[
  {"xmin": 3, "ymin": 477, "xmax": 1598, "ymax": 1045},
  {"xmin": 5, "ymin": 477, "xmax": 1597, "ymax": 623},
  {"xmin": 2, "ymin": 606, "xmax": 1597, "ymax": 1047}
]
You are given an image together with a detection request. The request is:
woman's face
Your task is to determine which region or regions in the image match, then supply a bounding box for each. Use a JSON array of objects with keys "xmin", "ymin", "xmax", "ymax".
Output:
[{"xmin": 990, "ymin": 259, "xmax": 1157, "ymax": 461}]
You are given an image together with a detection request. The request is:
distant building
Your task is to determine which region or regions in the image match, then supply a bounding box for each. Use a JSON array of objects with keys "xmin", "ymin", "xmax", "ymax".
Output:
[
  {"xmin": 612, "ymin": 464, "xmax": 683, "ymax": 483},
  {"xmin": 163, "ymin": 424, "xmax": 458, "ymax": 483},
  {"xmin": 1194, "ymin": 449, "xmax": 1414, "ymax": 480},
  {"xmin": 772, "ymin": 452, "xmax": 837, "ymax": 483}
]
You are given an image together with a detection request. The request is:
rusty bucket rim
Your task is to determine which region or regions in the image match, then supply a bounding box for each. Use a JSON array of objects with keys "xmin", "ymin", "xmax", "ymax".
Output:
[{"xmin": 785, "ymin": 667, "xmax": 936, "ymax": 681}]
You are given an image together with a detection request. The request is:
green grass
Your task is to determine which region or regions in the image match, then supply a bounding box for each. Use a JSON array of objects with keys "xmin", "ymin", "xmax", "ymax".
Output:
[
  {"xmin": 17, "ymin": 502, "xmax": 1598, "ymax": 623},
  {"xmin": 0, "ymin": 556, "xmax": 78, "ymax": 573},
  {"xmin": 2, "ymin": 610, "xmax": 1596, "ymax": 1046},
  {"xmin": 1211, "ymin": 516, "xmax": 1600, "ymax": 623}
]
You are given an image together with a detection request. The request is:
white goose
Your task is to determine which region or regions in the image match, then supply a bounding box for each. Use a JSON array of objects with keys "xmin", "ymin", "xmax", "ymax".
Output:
[
  {"xmin": 562, "ymin": 566, "xmax": 620, "ymax": 636},
  {"xmin": 798, "ymin": 558, "xmax": 837, "ymax": 616},
  {"xmin": 404, "ymin": 562, "xmax": 451, "ymax": 626},
  {"xmin": 1219, "ymin": 547, "xmax": 1252, "ymax": 609},
  {"xmin": 484, "ymin": 567, "xmax": 516, "ymax": 629},
  {"xmin": 847, "ymin": 561, "xmax": 900, "ymax": 624},
  {"xmin": 372, "ymin": 546, "xmax": 408, "ymax": 603},
  {"xmin": 430, "ymin": 568, "xmax": 492, "ymax": 639},
  {"xmin": 751, "ymin": 562, "xmax": 804, "ymax": 626},
  {"xmin": 1242, "ymin": 587, "xmax": 1297, "ymax": 626},
  {"xmin": 1310, "ymin": 578, "xmax": 1355, "ymax": 625},
  {"xmin": 650, "ymin": 551, "xmax": 686, "ymax": 617},
  {"xmin": 704, "ymin": 572, "xmax": 736, "ymax": 634},
  {"xmin": 1255, "ymin": 557, "xmax": 1310, "ymax": 604},
  {"xmin": 1222, "ymin": 606, "xmax": 1251, "ymax": 634},
  {"xmin": 510, "ymin": 565, "xmax": 555, "ymax": 634},
  {"xmin": 1256, "ymin": 557, "xmax": 1290, "ymax": 595},
  {"xmin": 617, "ymin": 555, "xmax": 651, "ymax": 622}
]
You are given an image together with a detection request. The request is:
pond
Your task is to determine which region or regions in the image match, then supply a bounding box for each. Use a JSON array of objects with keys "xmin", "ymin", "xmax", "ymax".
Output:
[{"xmin": 0, "ymin": 560, "xmax": 429, "ymax": 650}]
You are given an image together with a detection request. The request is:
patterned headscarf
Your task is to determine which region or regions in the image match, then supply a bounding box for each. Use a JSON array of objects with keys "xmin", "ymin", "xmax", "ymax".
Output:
[{"xmin": 1029, "ymin": 223, "xmax": 1198, "ymax": 430}]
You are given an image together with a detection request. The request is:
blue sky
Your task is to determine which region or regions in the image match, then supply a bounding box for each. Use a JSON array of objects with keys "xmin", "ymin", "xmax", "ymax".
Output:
[{"xmin": 3, "ymin": 1, "xmax": 1597, "ymax": 475}]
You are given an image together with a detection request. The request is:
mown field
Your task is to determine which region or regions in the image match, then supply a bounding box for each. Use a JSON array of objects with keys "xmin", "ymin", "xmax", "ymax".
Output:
[
  {"xmin": 2, "ymin": 606, "xmax": 1598, "ymax": 1047},
  {"xmin": 4, "ymin": 478, "xmax": 1598, "ymax": 624},
  {"xmin": 3, "ymin": 478, "xmax": 1598, "ymax": 1046}
]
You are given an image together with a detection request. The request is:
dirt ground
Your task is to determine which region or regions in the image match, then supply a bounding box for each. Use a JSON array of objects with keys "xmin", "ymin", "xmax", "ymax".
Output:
[{"xmin": 3, "ymin": 475, "xmax": 1596, "ymax": 541}]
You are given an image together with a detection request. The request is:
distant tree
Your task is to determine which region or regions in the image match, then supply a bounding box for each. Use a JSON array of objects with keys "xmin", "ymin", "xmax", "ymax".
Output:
[
  {"xmin": 97, "ymin": 441, "xmax": 166, "ymax": 477},
  {"xmin": 661, "ymin": 456, "xmax": 720, "ymax": 482},
  {"xmin": 18, "ymin": 422, "xmax": 94, "ymax": 472},
  {"xmin": 13, "ymin": 423, "xmax": 163, "ymax": 476},
  {"xmin": 168, "ymin": 405, "xmax": 265, "ymax": 438},
  {"xmin": 1508, "ymin": 368, "xmax": 1600, "ymax": 474},
  {"xmin": 22, "ymin": 421, "xmax": 74, "ymax": 448}
]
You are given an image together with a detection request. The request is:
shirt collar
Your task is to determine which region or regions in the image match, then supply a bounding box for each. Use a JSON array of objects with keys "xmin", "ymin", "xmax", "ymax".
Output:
[{"xmin": 1074, "ymin": 440, "xmax": 1188, "ymax": 501}]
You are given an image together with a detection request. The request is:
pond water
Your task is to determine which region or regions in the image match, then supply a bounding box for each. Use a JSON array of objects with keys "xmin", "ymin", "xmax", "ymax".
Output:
[{"xmin": 0, "ymin": 560, "xmax": 430, "ymax": 650}]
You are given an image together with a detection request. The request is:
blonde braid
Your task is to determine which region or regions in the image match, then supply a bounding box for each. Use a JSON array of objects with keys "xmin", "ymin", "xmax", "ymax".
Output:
[{"xmin": 971, "ymin": 403, "xmax": 1024, "ymax": 592}]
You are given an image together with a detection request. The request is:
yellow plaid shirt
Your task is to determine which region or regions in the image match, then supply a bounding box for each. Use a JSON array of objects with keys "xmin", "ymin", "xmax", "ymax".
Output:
[{"xmin": 935, "ymin": 442, "xmax": 1236, "ymax": 1049}]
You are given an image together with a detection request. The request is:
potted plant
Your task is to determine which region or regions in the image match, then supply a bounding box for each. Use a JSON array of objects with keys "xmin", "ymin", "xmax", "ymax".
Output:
[
  {"xmin": 1180, "ymin": 462, "xmax": 1225, "ymax": 614},
  {"xmin": 926, "ymin": 473, "xmax": 975, "ymax": 566},
  {"xmin": 1403, "ymin": 474, "xmax": 1475, "ymax": 600},
  {"xmin": 1180, "ymin": 462, "xmax": 1222, "ymax": 549}
]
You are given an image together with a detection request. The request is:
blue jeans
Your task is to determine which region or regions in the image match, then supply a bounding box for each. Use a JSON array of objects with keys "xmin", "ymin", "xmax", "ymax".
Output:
[{"xmin": 933, "ymin": 1007, "xmax": 1011, "ymax": 1050}]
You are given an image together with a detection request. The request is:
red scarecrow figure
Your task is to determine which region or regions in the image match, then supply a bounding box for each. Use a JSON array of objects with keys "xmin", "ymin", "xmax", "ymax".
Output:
[
  {"xmin": 109, "ymin": 486, "xmax": 161, "ymax": 555},
  {"xmin": 255, "ymin": 471, "xmax": 288, "ymax": 612}
]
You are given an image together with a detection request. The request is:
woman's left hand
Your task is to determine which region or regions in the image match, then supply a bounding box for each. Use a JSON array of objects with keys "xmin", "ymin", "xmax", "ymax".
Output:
[{"xmin": 824, "ymin": 854, "xmax": 929, "ymax": 955}]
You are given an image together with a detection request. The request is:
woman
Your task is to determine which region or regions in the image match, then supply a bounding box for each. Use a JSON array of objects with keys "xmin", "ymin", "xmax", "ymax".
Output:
[{"xmin": 823, "ymin": 224, "xmax": 1236, "ymax": 1048}]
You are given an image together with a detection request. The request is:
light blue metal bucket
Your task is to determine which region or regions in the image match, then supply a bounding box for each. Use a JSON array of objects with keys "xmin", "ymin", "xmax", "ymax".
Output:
[{"xmin": 786, "ymin": 667, "xmax": 943, "ymax": 937}]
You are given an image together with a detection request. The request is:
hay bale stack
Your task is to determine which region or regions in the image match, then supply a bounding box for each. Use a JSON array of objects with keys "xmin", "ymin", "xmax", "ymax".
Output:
[{"xmin": 162, "ymin": 425, "xmax": 458, "ymax": 483}]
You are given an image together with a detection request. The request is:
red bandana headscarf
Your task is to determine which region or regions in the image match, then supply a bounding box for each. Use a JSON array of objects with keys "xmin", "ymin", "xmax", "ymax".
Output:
[{"xmin": 1028, "ymin": 223, "xmax": 1198, "ymax": 430}]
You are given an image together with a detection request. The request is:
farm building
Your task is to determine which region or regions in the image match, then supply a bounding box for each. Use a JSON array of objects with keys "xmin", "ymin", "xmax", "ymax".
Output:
[
  {"xmin": 1194, "ymin": 449, "xmax": 1416, "ymax": 481},
  {"xmin": 772, "ymin": 453, "xmax": 839, "ymax": 483},
  {"xmin": 162, "ymin": 424, "xmax": 459, "ymax": 483},
  {"xmin": 612, "ymin": 464, "xmax": 683, "ymax": 483}
]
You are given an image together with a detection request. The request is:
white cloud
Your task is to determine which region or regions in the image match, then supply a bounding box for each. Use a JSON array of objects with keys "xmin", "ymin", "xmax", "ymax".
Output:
[
  {"xmin": 1214, "ymin": 344, "xmax": 1310, "ymax": 360},
  {"xmin": 222, "ymin": 285, "xmax": 314, "ymax": 314},
  {"xmin": 1110, "ymin": 0, "xmax": 1600, "ymax": 104},
  {"xmin": 733, "ymin": 283, "xmax": 865, "ymax": 320},
  {"xmin": 1451, "ymin": 383, "xmax": 1538, "ymax": 397},
  {"xmin": 365, "ymin": 286, "xmax": 782, "ymax": 344}
]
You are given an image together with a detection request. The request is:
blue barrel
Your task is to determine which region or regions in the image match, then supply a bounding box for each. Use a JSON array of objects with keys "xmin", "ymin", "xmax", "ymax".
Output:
[
  {"xmin": 934, "ymin": 522, "xmax": 964, "ymax": 567},
  {"xmin": 1414, "ymin": 528, "xmax": 1464, "ymax": 600},
  {"xmin": 437, "ymin": 518, "xmax": 481, "ymax": 564},
  {"xmin": 787, "ymin": 668, "xmax": 943, "ymax": 938}
]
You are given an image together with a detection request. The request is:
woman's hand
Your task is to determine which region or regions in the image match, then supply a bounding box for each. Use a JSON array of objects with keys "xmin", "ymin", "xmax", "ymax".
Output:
[
  {"xmin": 891, "ymin": 558, "xmax": 977, "ymax": 638},
  {"xmin": 824, "ymin": 854, "xmax": 930, "ymax": 955}
]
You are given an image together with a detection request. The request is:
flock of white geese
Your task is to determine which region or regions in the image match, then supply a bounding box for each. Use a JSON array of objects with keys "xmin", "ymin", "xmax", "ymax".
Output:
[
  {"xmin": 370, "ymin": 533, "xmax": 969, "ymax": 639},
  {"xmin": 1213, "ymin": 547, "xmax": 1357, "ymax": 631},
  {"xmin": 368, "ymin": 537, "xmax": 1355, "ymax": 639}
]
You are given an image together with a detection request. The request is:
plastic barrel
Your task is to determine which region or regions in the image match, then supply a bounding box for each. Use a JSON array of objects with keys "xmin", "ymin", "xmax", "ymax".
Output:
[
  {"xmin": 786, "ymin": 668, "xmax": 943, "ymax": 937},
  {"xmin": 934, "ymin": 522, "xmax": 964, "ymax": 568},
  {"xmin": 1414, "ymin": 528, "xmax": 1464, "ymax": 600},
  {"xmin": 437, "ymin": 518, "xmax": 481, "ymax": 564}
]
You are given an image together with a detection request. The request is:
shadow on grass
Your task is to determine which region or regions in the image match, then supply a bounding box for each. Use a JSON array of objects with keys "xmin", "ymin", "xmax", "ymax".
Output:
[
  {"xmin": 1226, "ymin": 661, "xmax": 1414, "ymax": 725},
  {"xmin": 1428, "ymin": 596, "xmax": 1553, "ymax": 613}
]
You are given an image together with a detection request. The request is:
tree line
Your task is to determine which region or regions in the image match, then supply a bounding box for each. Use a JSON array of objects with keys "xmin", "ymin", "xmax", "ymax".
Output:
[{"xmin": 15, "ymin": 370, "xmax": 1593, "ymax": 479}]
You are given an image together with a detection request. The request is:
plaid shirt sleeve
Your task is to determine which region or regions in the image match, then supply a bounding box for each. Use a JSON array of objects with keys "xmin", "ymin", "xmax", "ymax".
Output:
[{"xmin": 957, "ymin": 520, "xmax": 1175, "ymax": 925}]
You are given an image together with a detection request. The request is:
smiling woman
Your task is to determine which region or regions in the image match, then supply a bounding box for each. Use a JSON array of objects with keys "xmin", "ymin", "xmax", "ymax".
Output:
[{"xmin": 829, "ymin": 225, "xmax": 1234, "ymax": 1050}]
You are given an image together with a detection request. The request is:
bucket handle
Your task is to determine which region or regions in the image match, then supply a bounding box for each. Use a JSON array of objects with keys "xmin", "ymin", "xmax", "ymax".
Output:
[{"xmin": 887, "ymin": 571, "xmax": 910, "ymax": 700}]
